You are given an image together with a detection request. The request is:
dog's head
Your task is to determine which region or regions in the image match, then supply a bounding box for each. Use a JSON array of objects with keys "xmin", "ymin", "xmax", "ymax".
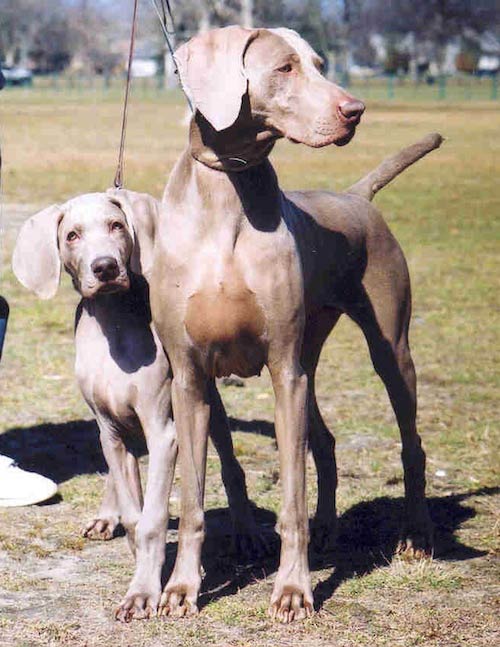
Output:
[
  {"xmin": 175, "ymin": 25, "xmax": 364, "ymax": 149},
  {"xmin": 12, "ymin": 190, "xmax": 159, "ymax": 300}
]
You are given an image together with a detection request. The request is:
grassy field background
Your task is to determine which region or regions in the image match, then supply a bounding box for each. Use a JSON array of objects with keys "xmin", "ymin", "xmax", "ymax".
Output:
[{"xmin": 0, "ymin": 88, "xmax": 498, "ymax": 646}]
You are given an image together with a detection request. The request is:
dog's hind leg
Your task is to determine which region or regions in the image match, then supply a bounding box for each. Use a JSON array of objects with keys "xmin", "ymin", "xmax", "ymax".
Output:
[
  {"xmin": 83, "ymin": 473, "xmax": 121, "ymax": 541},
  {"xmin": 96, "ymin": 415, "xmax": 143, "ymax": 555},
  {"xmin": 301, "ymin": 308, "xmax": 342, "ymax": 553},
  {"xmin": 208, "ymin": 381, "xmax": 270, "ymax": 558},
  {"xmin": 345, "ymin": 243, "xmax": 433, "ymax": 558}
]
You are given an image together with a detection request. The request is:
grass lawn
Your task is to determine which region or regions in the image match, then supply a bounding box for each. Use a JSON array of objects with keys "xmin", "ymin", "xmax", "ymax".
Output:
[{"xmin": 0, "ymin": 88, "xmax": 498, "ymax": 646}]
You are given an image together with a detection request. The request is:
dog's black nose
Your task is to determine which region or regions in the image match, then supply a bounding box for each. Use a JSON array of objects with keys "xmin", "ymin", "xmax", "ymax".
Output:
[
  {"xmin": 91, "ymin": 256, "xmax": 119, "ymax": 282},
  {"xmin": 339, "ymin": 100, "xmax": 365, "ymax": 122}
]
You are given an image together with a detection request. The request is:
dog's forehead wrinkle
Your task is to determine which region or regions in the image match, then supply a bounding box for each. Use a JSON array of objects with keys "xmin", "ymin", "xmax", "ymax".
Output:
[
  {"xmin": 59, "ymin": 211, "xmax": 82, "ymax": 233},
  {"xmin": 268, "ymin": 27, "xmax": 320, "ymax": 70},
  {"xmin": 245, "ymin": 29, "xmax": 295, "ymax": 67},
  {"xmin": 60, "ymin": 195, "xmax": 105, "ymax": 226},
  {"xmin": 65, "ymin": 192, "xmax": 109, "ymax": 210}
]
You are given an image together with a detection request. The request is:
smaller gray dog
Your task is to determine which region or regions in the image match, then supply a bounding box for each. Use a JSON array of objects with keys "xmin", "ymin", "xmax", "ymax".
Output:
[{"xmin": 12, "ymin": 190, "xmax": 258, "ymax": 605}]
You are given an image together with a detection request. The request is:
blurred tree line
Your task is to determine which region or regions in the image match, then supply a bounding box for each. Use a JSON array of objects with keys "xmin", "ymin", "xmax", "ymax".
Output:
[{"xmin": 0, "ymin": 0, "xmax": 497, "ymax": 75}]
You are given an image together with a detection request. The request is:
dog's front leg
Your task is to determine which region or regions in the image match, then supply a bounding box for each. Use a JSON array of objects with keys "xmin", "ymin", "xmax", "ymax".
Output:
[
  {"xmin": 115, "ymin": 417, "xmax": 178, "ymax": 622},
  {"xmin": 159, "ymin": 370, "xmax": 209, "ymax": 618},
  {"xmin": 268, "ymin": 360, "xmax": 313, "ymax": 623}
]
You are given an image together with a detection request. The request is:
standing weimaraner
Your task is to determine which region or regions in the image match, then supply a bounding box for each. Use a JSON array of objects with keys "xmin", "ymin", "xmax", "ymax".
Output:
[
  {"xmin": 107, "ymin": 26, "xmax": 436, "ymax": 622},
  {"xmin": 12, "ymin": 190, "xmax": 262, "ymax": 592}
]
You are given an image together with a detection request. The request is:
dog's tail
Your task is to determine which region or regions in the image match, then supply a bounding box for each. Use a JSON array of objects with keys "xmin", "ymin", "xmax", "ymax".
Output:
[{"xmin": 345, "ymin": 132, "xmax": 444, "ymax": 202}]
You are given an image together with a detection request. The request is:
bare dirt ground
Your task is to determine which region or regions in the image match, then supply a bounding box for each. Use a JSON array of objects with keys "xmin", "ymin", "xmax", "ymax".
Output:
[{"xmin": 0, "ymin": 93, "xmax": 498, "ymax": 646}]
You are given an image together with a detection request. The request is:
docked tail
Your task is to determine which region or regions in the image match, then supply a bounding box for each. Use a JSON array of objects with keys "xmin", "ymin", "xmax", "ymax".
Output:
[{"xmin": 346, "ymin": 132, "xmax": 444, "ymax": 202}]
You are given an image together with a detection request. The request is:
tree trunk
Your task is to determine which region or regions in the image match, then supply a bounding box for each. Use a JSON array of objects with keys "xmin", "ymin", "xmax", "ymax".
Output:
[
  {"xmin": 241, "ymin": 0, "xmax": 254, "ymax": 28},
  {"xmin": 199, "ymin": 1, "xmax": 211, "ymax": 32}
]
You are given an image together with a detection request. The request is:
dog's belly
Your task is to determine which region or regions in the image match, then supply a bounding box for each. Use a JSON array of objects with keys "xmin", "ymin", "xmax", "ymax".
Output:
[{"xmin": 185, "ymin": 281, "xmax": 266, "ymax": 378}]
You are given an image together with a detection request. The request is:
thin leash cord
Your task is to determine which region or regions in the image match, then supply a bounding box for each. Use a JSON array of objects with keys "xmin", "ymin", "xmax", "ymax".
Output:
[
  {"xmin": 113, "ymin": 0, "xmax": 140, "ymax": 189},
  {"xmin": 152, "ymin": 0, "xmax": 175, "ymax": 34},
  {"xmin": 149, "ymin": 0, "xmax": 194, "ymax": 113}
]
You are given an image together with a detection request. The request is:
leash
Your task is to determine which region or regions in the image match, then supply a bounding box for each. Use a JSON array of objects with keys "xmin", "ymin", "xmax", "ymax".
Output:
[
  {"xmin": 150, "ymin": 0, "xmax": 176, "ymax": 60},
  {"xmin": 113, "ymin": 0, "xmax": 193, "ymax": 189},
  {"xmin": 113, "ymin": 0, "xmax": 140, "ymax": 189},
  {"xmin": 149, "ymin": 0, "xmax": 194, "ymax": 112}
]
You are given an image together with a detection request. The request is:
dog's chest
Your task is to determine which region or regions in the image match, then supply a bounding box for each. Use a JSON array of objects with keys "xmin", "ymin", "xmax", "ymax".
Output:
[
  {"xmin": 184, "ymin": 260, "xmax": 266, "ymax": 378},
  {"xmin": 75, "ymin": 307, "xmax": 167, "ymax": 423}
]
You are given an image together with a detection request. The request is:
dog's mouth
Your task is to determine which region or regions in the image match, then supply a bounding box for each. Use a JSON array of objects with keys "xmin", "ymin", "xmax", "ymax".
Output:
[
  {"xmin": 286, "ymin": 125, "xmax": 357, "ymax": 148},
  {"xmin": 283, "ymin": 113, "xmax": 359, "ymax": 148},
  {"xmin": 96, "ymin": 281, "xmax": 128, "ymax": 295},
  {"xmin": 82, "ymin": 275, "xmax": 130, "ymax": 298},
  {"xmin": 333, "ymin": 127, "xmax": 357, "ymax": 147}
]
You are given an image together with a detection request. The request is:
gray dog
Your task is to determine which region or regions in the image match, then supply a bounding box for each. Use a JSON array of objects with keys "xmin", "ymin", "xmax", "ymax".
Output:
[
  {"xmin": 139, "ymin": 26, "xmax": 439, "ymax": 622},
  {"xmin": 12, "ymin": 190, "xmax": 260, "ymax": 591}
]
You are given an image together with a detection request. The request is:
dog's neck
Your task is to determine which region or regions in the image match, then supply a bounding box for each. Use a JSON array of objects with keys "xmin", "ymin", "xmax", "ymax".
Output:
[
  {"xmin": 169, "ymin": 144, "xmax": 283, "ymax": 234},
  {"xmin": 169, "ymin": 113, "xmax": 284, "ymax": 232},
  {"xmin": 189, "ymin": 112, "xmax": 277, "ymax": 172},
  {"xmin": 76, "ymin": 273, "xmax": 157, "ymax": 372}
]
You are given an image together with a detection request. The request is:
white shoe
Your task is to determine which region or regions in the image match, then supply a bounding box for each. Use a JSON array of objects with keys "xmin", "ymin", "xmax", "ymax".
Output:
[{"xmin": 0, "ymin": 455, "xmax": 58, "ymax": 507}]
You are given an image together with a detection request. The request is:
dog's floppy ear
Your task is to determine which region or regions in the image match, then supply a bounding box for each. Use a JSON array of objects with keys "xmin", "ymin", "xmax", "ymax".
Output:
[
  {"xmin": 106, "ymin": 189, "xmax": 159, "ymax": 279},
  {"xmin": 12, "ymin": 205, "xmax": 64, "ymax": 299},
  {"xmin": 175, "ymin": 25, "xmax": 259, "ymax": 132}
]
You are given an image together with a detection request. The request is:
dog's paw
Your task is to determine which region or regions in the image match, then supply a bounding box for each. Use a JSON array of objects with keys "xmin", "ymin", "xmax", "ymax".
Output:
[
  {"xmin": 268, "ymin": 584, "xmax": 314, "ymax": 623},
  {"xmin": 159, "ymin": 590, "xmax": 199, "ymax": 619},
  {"xmin": 115, "ymin": 589, "xmax": 160, "ymax": 623},
  {"xmin": 397, "ymin": 518, "xmax": 434, "ymax": 559},
  {"xmin": 158, "ymin": 578, "xmax": 200, "ymax": 619},
  {"xmin": 83, "ymin": 516, "xmax": 121, "ymax": 541},
  {"xmin": 396, "ymin": 534, "xmax": 433, "ymax": 560}
]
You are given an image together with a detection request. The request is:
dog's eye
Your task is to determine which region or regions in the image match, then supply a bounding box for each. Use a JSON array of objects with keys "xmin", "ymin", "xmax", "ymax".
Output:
[
  {"xmin": 277, "ymin": 63, "xmax": 293, "ymax": 73},
  {"xmin": 111, "ymin": 221, "xmax": 124, "ymax": 231},
  {"xmin": 66, "ymin": 231, "xmax": 79, "ymax": 242}
]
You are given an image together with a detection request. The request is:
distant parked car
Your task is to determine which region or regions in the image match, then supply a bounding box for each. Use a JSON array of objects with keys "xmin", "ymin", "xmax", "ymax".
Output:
[{"xmin": 1, "ymin": 65, "xmax": 33, "ymax": 87}]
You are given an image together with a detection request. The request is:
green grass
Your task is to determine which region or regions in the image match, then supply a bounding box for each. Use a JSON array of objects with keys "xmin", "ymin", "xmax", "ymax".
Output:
[{"xmin": 0, "ymin": 89, "xmax": 499, "ymax": 646}]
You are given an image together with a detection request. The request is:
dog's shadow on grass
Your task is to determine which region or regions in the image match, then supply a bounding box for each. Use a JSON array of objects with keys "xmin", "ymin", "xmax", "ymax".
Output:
[
  {"xmin": 0, "ymin": 417, "xmax": 275, "ymax": 484},
  {"xmin": 163, "ymin": 487, "xmax": 497, "ymax": 612},
  {"xmin": 0, "ymin": 418, "xmax": 496, "ymax": 611},
  {"xmin": 0, "ymin": 419, "xmax": 108, "ymax": 484},
  {"xmin": 310, "ymin": 488, "xmax": 496, "ymax": 611}
]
